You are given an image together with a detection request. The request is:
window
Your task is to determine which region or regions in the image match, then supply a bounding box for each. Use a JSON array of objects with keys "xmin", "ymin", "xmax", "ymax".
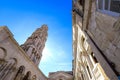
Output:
[
  {"xmin": 78, "ymin": 0, "xmax": 84, "ymax": 6},
  {"xmin": 110, "ymin": 0, "xmax": 120, "ymax": 13},
  {"xmin": 87, "ymin": 66, "xmax": 92, "ymax": 79},
  {"xmin": 32, "ymin": 56, "xmax": 36, "ymax": 63},
  {"xmin": 81, "ymin": 74, "xmax": 84, "ymax": 80},
  {"xmin": 91, "ymin": 52, "xmax": 98, "ymax": 63},
  {"xmin": 97, "ymin": 0, "xmax": 120, "ymax": 16}
]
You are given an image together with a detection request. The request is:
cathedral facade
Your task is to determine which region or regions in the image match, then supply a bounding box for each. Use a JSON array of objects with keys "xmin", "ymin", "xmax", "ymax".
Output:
[
  {"xmin": 0, "ymin": 25, "xmax": 48, "ymax": 80},
  {"xmin": 72, "ymin": 0, "xmax": 120, "ymax": 80}
]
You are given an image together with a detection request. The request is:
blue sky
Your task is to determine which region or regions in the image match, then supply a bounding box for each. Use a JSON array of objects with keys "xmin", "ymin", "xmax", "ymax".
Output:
[{"xmin": 0, "ymin": 0, "xmax": 72, "ymax": 76}]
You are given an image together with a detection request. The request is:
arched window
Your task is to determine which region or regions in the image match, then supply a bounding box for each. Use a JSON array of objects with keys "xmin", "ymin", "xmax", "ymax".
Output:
[
  {"xmin": 23, "ymin": 71, "xmax": 31, "ymax": 80},
  {"xmin": 0, "ymin": 58, "xmax": 17, "ymax": 80},
  {"xmin": 14, "ymin": 66, "xmax": 25, "ymax": 80},
  {"xmin": 0, "ymin": 47, "xmax": 7, "ymax": 59},
  {"xmin": 25, "ymin": 46, "xmax": 30, "ymax": 52}
]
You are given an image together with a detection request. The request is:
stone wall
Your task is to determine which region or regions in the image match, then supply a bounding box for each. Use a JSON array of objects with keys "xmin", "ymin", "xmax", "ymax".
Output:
[
  {"xmin": 0, "ymin": 27, "xmax": 47, "ymax": 80},
  {"xmin": 21, "ymin": 25, "xmax": 48, "ymax": 65},
  {"xmin": 48, "ymin": 71, "xmax": 73, "ymax": 80},
  {"xmin": 72, "ymin": 0, "xmax": 120, "ymax": 80},
  {"xmin": 87, "ymin": 0, "xmax": 120, "ymax": 75}
]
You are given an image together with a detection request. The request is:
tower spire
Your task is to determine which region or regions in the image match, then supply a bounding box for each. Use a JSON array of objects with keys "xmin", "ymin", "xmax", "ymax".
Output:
[{"xmin": 21, "ymin": 24, "xmax": 48, "ymax": 65}]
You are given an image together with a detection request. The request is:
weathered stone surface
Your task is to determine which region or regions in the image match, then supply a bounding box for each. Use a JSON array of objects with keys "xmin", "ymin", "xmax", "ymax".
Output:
[
  {"xmin": 0, "ymin": 26, "xmax": 47, "ymax": 80},
  {"xmin": 48, "ymin": 71, "xmax": 73, "ymax": 80},
  {"xmin": 72, "ymin": 0, "xmax": 120, "ymax": 80},
  {"xmin": 21, "ymin": 25, "xmax": 48, "ymax": 65}
]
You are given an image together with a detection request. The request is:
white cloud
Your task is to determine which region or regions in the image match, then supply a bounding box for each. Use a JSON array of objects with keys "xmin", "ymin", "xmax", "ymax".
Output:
[
  {"xmin": 57, "ymin": 62, "xmax": 72, "ymax": 66},
  {"xmin": 41, "ymin": 44, "xmax": 68, "ymax": 63},
  {"xmin": 40, "ymin": 46, "xmax": 53, "ymax": 63},
  {"xmin": 56, "ymin": 62, "xmax": 72, "ymax": 71},
  {"xmin": 39, "ymin": 43, "xmax": 72, "ymax": 76}
]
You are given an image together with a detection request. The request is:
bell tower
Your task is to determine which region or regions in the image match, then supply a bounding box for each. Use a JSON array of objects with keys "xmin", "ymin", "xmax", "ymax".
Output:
[{"xmin": 21, "ymin": 24, "xmax": 48, "ymax": 65}]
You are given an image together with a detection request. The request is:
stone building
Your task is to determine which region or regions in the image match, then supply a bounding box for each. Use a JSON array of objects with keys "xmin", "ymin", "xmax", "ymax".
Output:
[
  {"xmin": 48, "ymin": 71, "xmax": 73, "ymax": 80},
  {"xmin": 21, "ymin": 25, "xmax": 48, "ymax": 65},
  {"xmin": 0, "ymin": 25, "xmax": 48, "ymax": 80},
  {"xmin": 72, "ymin": 0, "xmax": 120, "ymax": 80}
]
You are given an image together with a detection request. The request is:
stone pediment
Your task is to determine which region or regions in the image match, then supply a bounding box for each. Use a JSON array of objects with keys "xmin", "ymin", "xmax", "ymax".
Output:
[{"xmin": 49, "ymin": 71, "xmax": 73, "ymax": 80}]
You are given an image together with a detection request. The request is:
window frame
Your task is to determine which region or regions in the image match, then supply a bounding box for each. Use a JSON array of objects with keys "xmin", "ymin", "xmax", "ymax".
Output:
[{"xmin": 96, "ymin": 0, "xmax": 120, "ymax": 17}]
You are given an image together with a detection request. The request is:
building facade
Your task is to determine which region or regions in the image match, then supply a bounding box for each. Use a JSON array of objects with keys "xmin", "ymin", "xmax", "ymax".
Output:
[
  {"xmin": 72, "ymin": 0, "xmax": 120, "ymax": 80},
  {"xmin": 48, "ymin": 71, "xmax": 73, "ymax": 80},
  {"xmin": 0, "ymin": 25, "xmax": 48, "ymax": 80}
]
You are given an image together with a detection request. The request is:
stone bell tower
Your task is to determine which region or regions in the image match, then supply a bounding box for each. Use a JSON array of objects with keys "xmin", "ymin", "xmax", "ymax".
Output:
[{"xmin": 21, "ymin": 24, "xmax": 48, "ymax": 66}]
